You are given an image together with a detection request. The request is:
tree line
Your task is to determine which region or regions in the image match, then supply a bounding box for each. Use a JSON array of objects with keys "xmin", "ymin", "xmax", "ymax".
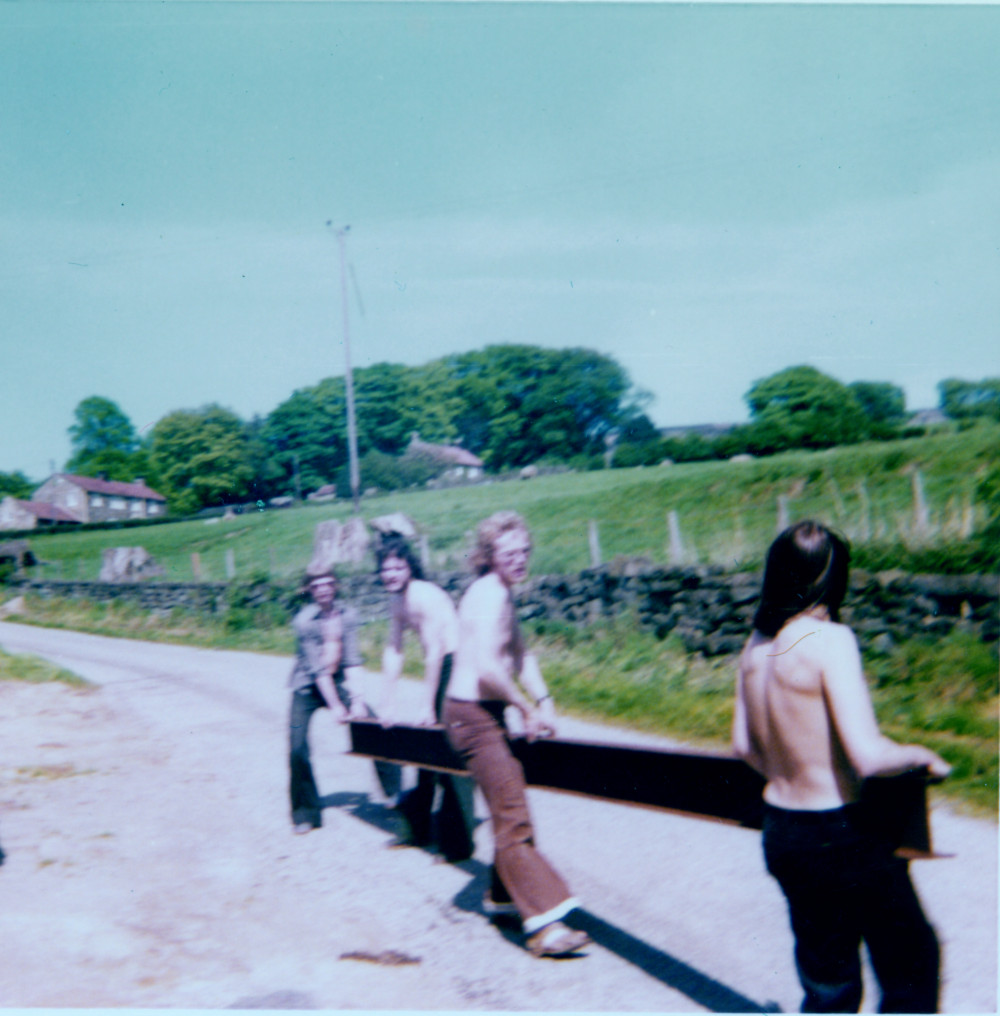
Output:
[{"xmin": 1, "ymin": 347, "xmax": 997, "ymax": 518}]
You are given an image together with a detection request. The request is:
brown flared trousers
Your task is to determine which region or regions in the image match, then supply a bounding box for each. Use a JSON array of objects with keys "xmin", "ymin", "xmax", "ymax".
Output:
[{"xmin": 443, "ymin": 697, "xmax": 578, "ymax": 932}]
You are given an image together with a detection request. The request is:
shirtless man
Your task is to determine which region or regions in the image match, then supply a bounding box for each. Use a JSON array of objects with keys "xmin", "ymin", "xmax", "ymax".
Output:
[
  {"xmin": 376, "ymin": 534, "xmax": 474, "ymax": 859},
  {"xmin": 733, "ymin": 521, "xmax": 950, "ymax": 1013},
  {"xmin": 442, "ymin": 511, "xmax": 590, "ymax": 959}
]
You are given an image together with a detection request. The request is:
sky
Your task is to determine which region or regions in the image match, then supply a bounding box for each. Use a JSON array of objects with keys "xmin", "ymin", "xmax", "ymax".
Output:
[{"xmin": 1, "ymin": 0, "xmax": 998, "ymax": 481}]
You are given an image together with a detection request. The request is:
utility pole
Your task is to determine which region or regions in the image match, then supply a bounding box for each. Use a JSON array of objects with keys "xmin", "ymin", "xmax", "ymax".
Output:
[{"xmin": 328, "ymin": 222, "xmax": 360, "ymax": 512}]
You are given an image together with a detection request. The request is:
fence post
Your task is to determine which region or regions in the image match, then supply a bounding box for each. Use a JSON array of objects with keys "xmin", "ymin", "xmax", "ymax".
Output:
[
  {"xmin": 912, "ymin": 470, "xmax": 930, "ymax": 538},
  {"xmin": 225, "ymin": 548, "xmax": 236, "ymax": 580},
  {"xmin": 191, "ymin": 552, "xmax": 202, "ymax": 580},
  {"xmin": 777, "ymin": 495, "xmax": 790, "ymax": 532},
  {"xmin": 419, "ymin": 533, "xmax": 431, "ymax": 574},
  {"xmin": 667, "ymin": 511, "xmax": 685, "ymax": 566},
  {"xmin": 855, "ymin": 480, "xmax": 871, "ymax": 542},
  {"xmin": 588, "ymin": 520, "xmax": 602, "ymax": 567}
]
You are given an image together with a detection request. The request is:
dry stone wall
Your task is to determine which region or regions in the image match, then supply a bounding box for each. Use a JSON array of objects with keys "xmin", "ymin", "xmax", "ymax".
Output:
[{"xmin": 14, "ymin": 564, "xmax": 998, "ymax": 658}]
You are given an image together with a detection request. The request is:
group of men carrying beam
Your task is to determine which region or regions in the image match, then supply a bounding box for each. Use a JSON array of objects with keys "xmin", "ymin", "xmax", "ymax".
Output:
[{"xmin": 286, "ymin": 510, "xmax": 950, "ymax": 1011}]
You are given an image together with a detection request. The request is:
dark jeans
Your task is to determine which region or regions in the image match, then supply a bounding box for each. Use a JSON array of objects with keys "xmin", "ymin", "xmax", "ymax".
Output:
[
  {"xmin": 763, "ymin": 802, "xmax": 940, "ymax": 1014},
  {"xmin": 289, "ymin": 683, "xmax": 401, "ymax": 828},
  {"xmin": 396, "ymin": 654, "xmax": 476, "ymax": 861}
]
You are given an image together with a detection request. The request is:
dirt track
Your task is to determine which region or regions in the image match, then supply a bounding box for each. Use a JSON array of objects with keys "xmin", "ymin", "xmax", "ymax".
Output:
[{"xmin": 0, "ymin": 621, "xmax": 995, "ymax": 1012}]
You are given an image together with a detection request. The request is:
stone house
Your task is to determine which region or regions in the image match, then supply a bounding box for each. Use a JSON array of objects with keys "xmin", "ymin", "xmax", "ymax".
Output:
[
  {"xmin": 0, "ymin": 497, "xmax": 80, "ymax": 531},
  {"xmin": 405, "ymin": 434, "xmax": 484, "ymax": 480},
  {"xmin": 28, "ymin": 474, "xmax": 167, "ymax": 525}
]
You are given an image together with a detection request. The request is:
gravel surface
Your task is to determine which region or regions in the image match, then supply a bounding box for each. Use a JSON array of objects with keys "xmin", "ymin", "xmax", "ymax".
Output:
[{"xmin": 0, "ymin": 620, "xmax": 995, "ymax": 1012}]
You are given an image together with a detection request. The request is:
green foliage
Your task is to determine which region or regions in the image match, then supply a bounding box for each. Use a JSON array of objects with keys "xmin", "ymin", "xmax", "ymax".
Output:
[
  {"xmin": 848, "ymin": 381, "xmax": 906, "ymax": 425},
  {"xmin": 0, "ymin": 470, "xmax": 35, "ymax": 499},
  {"xmin": 443, "ymin": 345, "xmax": 640, "ymax": 468},
  {"xmin": 66, "ymin": 396, "xmax": 147, "ymax": 480},
  {"xmin": 346, "ymin": 448, "xmax": 441, "ymax": 494},
  {"xmin": 939, "ymin": 377, "xmax": 1000, "ymax": 421},
  {"xmin": 260, "ymin": 376, "xmax": 349, "ymax": 496},
  {"xmin": 150, "ymin": 404, "xmax": 254, "ymax": 514},
  {"xmin": 745, "ymin": 365, "xmax": 872, "ymax": 452},
  {"xmin": 866, "ymin": 631, "xmax": 998, "ymax": 814}
]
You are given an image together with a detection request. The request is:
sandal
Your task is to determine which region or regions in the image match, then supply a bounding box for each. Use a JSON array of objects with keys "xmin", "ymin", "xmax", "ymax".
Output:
[{"xmin": 525, "ymin": 921, "xmax": 591, "ymax": 958}]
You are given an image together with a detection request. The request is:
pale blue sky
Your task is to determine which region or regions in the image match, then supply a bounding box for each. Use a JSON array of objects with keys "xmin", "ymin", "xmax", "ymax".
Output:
[{"xmin": 2, "ymin": 1, "xmax": 998, "ymax": 480}]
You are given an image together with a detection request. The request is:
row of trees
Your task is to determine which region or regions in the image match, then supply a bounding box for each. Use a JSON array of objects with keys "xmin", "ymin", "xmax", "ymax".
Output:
[
  {"xmin": 4, "ymin": 349, "xmax": 996, "ymax": 518},
  {"xmin": 615, "ymin": 369, "xmax": 999, "ymax": 468}
]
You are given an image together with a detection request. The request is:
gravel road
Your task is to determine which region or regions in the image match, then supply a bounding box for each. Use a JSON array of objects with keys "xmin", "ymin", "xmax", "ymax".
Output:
[{"xmin": 0, "ymin": 620, "xmax": 995, "ymax": 1012}]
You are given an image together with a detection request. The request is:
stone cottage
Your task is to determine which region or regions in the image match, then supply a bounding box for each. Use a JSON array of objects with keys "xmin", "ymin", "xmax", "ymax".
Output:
[
  {"xmin": 27, "ymin": 474, "xmax": 167, "ymax": 525},
  {"xmin": 0, "ymin": 497, "xmax": 80, "ymax": 531},
  {"xmin": 405, "ymin": 433, "xmax": 484, "ymax": 481}
]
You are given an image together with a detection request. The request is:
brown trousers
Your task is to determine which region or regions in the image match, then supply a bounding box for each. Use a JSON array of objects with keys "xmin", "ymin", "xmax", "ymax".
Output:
[{"xmin": 443, "ymin": 697, "xmax": 576, "ymax": 931}]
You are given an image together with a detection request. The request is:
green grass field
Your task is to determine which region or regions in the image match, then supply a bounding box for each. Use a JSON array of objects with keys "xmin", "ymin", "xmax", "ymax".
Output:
[{"xmin": 13, "ymin": 420, "xmax": 1000, "ymax": 582}]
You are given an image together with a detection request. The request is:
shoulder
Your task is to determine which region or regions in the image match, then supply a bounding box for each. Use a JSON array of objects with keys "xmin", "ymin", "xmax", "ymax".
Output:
[
  {"xmin": 339, "ymin": 604, "xmax": 361, "ymax": 627},
  {"xmin": 412, "ymin": 579, "xmax": 457, "ymax": 613},
  {"xmin": 739, "ymin": 630, "xmax": 771, "ymax": 671},
  {"xmin": 460, "ymin": 573, "xmax": 505, "ymax": 610},
  {"xmin": 293, "ymin": 603, "xmax": 319, "ymax": 627}
]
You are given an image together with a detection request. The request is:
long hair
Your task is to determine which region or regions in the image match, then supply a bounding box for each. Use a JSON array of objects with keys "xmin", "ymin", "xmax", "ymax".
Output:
[
  {"xmin": 468, "ymin": 510, "xmax": 531, "ymax": 576},
  {"xmin": 753, "ymin": 521, "xmax": 850, "ymax": 637},
  {"xmin": 375, "ymin": 532, "xmax": 425, "ymax": 581}
]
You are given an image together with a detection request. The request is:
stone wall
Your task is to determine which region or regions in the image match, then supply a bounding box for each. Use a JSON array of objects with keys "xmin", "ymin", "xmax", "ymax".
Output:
[{"xmin": 13, "ymin": 565, "xmax": 998, "ymax": 658}]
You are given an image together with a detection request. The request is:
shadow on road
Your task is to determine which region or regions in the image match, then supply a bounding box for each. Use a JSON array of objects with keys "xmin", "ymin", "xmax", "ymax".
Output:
[{"xmin": 323, "ymin": 792, "xmax": 780, "ymax": 1014}]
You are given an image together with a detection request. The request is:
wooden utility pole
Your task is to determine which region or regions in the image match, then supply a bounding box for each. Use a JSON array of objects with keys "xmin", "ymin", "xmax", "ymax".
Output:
[{"xmin": 330, "ymin": 223, "xmax": 361, "ymax": 513}]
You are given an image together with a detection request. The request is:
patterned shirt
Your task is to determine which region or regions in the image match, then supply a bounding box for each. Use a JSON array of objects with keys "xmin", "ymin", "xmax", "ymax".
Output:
[{"xmin": 287, "ymin": 602, "xmax": 362, "ymax": 690}]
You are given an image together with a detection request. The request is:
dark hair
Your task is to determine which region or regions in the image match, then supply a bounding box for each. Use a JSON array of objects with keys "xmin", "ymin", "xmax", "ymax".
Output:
[
  {"xmin": 753, "ymin": 521, "xmax": 850, "ymax": 637},
  {"xmin": 375, "ymin": 533, "xmax": 425, "ymax": 582}
]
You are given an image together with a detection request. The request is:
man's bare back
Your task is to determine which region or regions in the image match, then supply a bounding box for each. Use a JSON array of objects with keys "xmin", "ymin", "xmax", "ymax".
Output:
[{"xmin": 735, "ymin": 608, "xmax": 949, "ymax": 811}]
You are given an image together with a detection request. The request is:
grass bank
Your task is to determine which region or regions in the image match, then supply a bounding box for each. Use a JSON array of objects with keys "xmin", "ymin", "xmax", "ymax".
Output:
[
  {"xmin": 6, "ymin": 594, "xmax": 996, "ymax": 817},
  {"xmin": 0, "ymin": 645, "xmax": 90, "ymax": 688},
  {"xmin": 12, "ymin": 421, "xmax": 1000, "ymax": 581}
]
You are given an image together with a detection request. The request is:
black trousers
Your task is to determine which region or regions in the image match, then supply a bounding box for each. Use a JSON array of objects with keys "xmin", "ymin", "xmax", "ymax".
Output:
[
  {"xmin": 289, "ymin": 683, "xmax": 401, "ymax": 827},
  {"xmin": 396, "ymin": 654, "xmax": 476, "ymax": 861},
  {"xmin": 763, "ymin": 802, "xmax": 940, "ymax": 1014}
]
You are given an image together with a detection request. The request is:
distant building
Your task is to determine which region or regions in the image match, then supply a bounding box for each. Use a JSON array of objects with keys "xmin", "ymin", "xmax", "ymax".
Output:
[
  {"xmin": 0, "ymin": 497, "xmax": 80, "ymax": 531},
  {"xmin": 906, "ymin": 408, "xmax": 949, "ymax": 428},
  {"xmin": 26, "ymin": 474, "xmax": 167, "ymax": 526},
  {"xmin": 406, "ymin": 433, "xmax": 484, "ymax": 481}
]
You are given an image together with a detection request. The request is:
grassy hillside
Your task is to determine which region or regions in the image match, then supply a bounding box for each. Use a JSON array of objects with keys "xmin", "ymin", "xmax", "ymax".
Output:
[{"xmin": 14, "ymin": 421, "xmax": 998, "ymax": 582}]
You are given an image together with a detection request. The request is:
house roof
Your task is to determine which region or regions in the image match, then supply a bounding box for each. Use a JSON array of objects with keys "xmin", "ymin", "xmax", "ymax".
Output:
[
  {"xmin": 407, "ymin": 435, "xmax": 484, "ymax": 468},
  {"xmin": 13, "ymin": 499, "xmax": 80, "ymax": 523},
  {"xmin": 57, "ymin": 474, "xmax": 167, "ymax": 501}
]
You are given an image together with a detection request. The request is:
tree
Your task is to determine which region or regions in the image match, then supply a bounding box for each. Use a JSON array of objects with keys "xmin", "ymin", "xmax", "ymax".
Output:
[
  {"xmin": 443, "ymin": 345, "xmax": 639, "ymax": 468},
  {"xmin": 66, "ymin": 396, "xmax": 141, "ymax": 480},
  {"xmin": 149, "ymin": 405, "xmax": 254, "ymax": 514},
  {"xmin": 938, "ymin": 378, "xmax": 1000, "ymax": 421},
  {"xmin": 848, "ymin": 381, "xmax": 906, "ymax": 434},
  {"xmin": 261, "ymin": 377, "xmax": 349, "ymax": 496},
  {"xmin": 745, "ymin": 365, "xmax": 871, "ymax": 452},
  {"xmin": 0, "ymin": 470, "xmax": 34, "ymax": 499}
]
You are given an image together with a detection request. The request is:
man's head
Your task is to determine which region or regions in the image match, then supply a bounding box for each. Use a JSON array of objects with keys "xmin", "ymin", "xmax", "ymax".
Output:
[
  {"xmin": 304, "ymin": 570, "xmax": 338, "ymax": 608},
  {"xmin": 376, "ymin": 533, "xmax": 424, "ymax": 592},
  {"xmin": 753, "ymin": 520, "xmax": 850, "ymax": 637},
  {"xmin": 470, "ymin": 510, "xmax": 532, "ymax": 584}
]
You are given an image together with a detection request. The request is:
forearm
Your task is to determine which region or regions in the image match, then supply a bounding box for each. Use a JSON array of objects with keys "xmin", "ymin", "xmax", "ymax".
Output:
[
  {"xmin": 518, "ymin": 653, "xmax": 551, "ymax": 705},
  {"xmin": 315, "ymin": 671, "xmax": 342, "ymax": 712},
  {"xmin": 854, "ymin": 736, "xmax": 947, "ymax": 780}
]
